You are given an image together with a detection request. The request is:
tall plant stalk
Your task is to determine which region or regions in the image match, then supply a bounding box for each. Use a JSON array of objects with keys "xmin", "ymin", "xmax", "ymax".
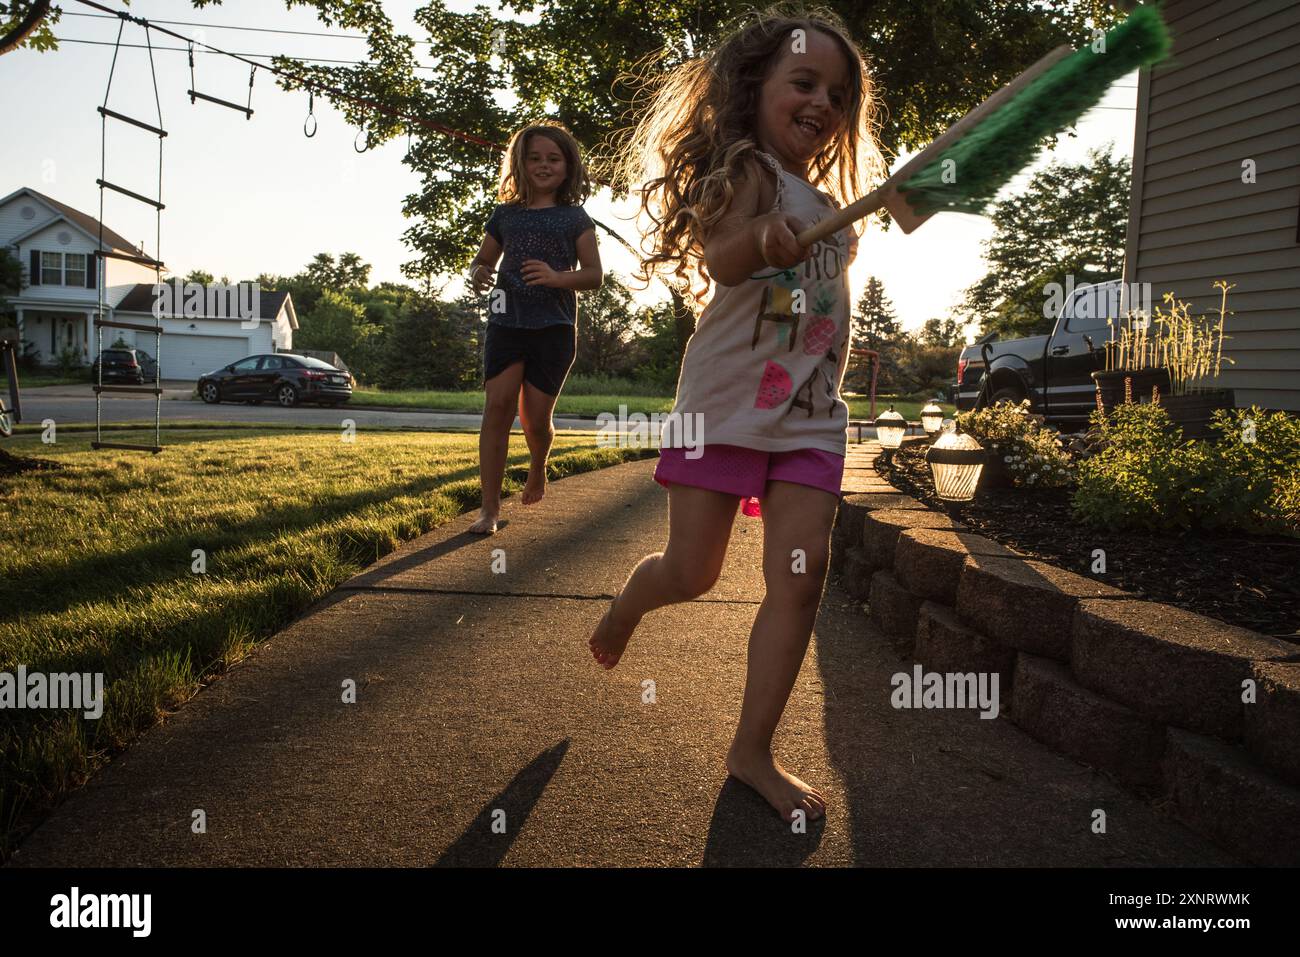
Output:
[{"xmin": 1106, "ymin": 281, "xmax": 1236, "ymax": 396}]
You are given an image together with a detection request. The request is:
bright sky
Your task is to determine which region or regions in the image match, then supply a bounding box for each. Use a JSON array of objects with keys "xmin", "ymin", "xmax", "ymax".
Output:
[{"xmin": 0, "ymin": 0, "xmax": 1138, "ymax": 339}]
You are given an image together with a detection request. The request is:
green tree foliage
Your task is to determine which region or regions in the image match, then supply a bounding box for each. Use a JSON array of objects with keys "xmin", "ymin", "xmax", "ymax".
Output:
[
  {"xmin": 574, "ymin": 273, "xmax": 638, "ymax": 377},
  {"xmin": 853, "ymin": 276, "xmax": 901, "ymax": 351},
  {"xmin": 1, "ymin": 0, "xmax": 62, "ymax": 52},
  {"xmin": 379, "ymin": 294, "xmax": 481, "ymax": 391},
  {"xmin": 892, "ymin": 339, "xmax": 962, "ymax": 396},
  {"xmin": 962, "ymin": 144, "xmax": 1130, "ymax": 339},
  {"xmin": 303, "ymin": 252, "xmax": 371, "ymax": 293},
  {"xmin": 399, "ymin": 0, "xmax": 1119, "ymax": 279},
  {"xmin": 0, "ymin": 247, "xmax": 23, "ymax": 315},
  {"xmin": 918, "ymin": 316, "xmax": 964, "ymax": 348},
  {"xmin": 629, "ymin": 299, "xmax": 687, "ymax": 391},
  {"xmin": 849, "ymin": 276, "xmax": 903, "ymax": 391},
  {"xmin": 294, "ymin": 288, "xmax": 376, "ymax": 370},
  {"xmin": 15, "ymin": 0, "xmax": 1116, "ymax": 284}
]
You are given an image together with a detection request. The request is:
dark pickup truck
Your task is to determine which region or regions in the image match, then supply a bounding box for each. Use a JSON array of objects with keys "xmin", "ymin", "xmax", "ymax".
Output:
[{"xmin": 954, "ymin": 279, "xmax": 1122, "ymax": 428}]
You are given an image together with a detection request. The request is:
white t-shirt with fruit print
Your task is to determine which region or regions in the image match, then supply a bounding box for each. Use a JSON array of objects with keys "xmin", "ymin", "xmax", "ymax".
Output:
[{"xmin": 659, "ymin": 149, "xmax": 854, "ymax": 456}]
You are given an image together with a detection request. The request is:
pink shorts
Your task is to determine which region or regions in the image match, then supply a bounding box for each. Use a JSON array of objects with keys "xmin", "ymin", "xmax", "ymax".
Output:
[{"xmin": 653, "ymin": 444, "xmax": 844, "ymax": 518}]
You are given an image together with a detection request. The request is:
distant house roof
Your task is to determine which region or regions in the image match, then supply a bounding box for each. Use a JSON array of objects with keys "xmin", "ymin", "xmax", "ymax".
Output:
[
  {"xmin": 115, "ymin": 283, "xmax": 295, "ymax": 326},
  {"xmin": 0, "ymin": 186, "xmax": 139, "ymax": 254}
]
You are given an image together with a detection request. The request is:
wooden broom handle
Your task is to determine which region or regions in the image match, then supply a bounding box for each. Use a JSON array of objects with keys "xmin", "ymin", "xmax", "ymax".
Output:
[
  {"xmin": 794, "ymin": 185, "xmax": 891, "ymax": 248},
  {"xmin": 794, "ymin": 43, "xmax": 1075, "ymax": 248}
]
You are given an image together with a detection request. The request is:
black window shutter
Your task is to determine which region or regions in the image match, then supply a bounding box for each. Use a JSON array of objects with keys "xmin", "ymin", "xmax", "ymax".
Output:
[
  {"xmin": 30, "ymin": 249, "xmax": 40, "ymax": 286},
  {"xmin": 86, "ymin": 252, "xmax": 96, "ymax": 289}
]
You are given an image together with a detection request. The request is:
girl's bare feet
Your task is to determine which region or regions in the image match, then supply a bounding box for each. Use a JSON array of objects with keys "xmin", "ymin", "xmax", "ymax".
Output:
[
  {"xmin": 521, "ymin": 470, "xmax": 546, "ymax": 505},
  {"xmin": 468, "ymin": 509, "xmax": 498, "ymax": 534},
  {"xmin": 725, "ymin": 745, "xmax": 827, "ymax": 823},
  {"xmin": 588, "ymin": 592, "xmax": 638, "ymax": 670}
]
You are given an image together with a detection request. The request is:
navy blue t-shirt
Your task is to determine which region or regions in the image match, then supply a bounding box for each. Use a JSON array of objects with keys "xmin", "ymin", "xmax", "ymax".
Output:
[{"xmin": 484, "ymin": 202, "xmax": 595, "ymax": 329}]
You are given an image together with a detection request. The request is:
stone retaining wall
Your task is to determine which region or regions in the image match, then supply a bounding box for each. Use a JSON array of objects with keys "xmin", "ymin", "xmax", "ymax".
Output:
[{"xmin": 831, "ymin": 469, "xmax": 1300, "ymax": 867}]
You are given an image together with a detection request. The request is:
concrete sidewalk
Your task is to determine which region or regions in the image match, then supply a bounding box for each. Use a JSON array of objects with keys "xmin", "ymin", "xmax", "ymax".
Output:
[{"xmin": 9, "ymin": 457, "xmax": 1238, "ymax": 867}]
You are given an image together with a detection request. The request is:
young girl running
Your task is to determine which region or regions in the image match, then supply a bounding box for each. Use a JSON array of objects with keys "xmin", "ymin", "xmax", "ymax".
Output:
[
  {"xmin": 589, "ymin": 5, "xmax": 887, "ymax": 823},
  {"xmin": 467, "ymin": 123, "xmax": 603, "ymax": 534}
]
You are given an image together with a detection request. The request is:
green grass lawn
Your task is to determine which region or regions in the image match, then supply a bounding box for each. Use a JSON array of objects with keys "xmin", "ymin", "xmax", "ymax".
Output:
[
  {"xmin": 351, "ymin": 387, "xmax": 953, "ymax": 422},
  {"xmin": 0, "ymin": 426, "xmax": 653, "ymax": 855},
  {"xmin": 13, "ymin": 372, "xmax": 88, "ymax": 388}
]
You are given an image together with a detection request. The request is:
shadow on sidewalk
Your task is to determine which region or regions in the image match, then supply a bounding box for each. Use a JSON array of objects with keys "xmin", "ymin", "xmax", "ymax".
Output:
[
  {"xmin": 433, "ymin": 740, "xmax": 571, "ymax": 867},
  {"xmin": 701, "ymin": 779, "xmax": 826, "ymax": 866}
]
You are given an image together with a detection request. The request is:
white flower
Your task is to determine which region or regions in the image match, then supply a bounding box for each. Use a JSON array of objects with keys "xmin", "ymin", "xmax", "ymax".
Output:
[{"xmin": 1003, "ymin": 455, "xmax": 1012, "ymax": 463}]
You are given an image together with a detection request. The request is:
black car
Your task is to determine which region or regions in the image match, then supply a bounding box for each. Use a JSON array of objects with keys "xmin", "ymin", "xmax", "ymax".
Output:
[
  {"xmin": 90, "ymin": 347, "xmax": 146, "ymax": 385},
  {"xmin": 954, "ymin": 279, "xmax": 1121, "ymax": 428},
  {"xmin": 133, "ymin": 347, "xmax": 159, "ymax": 381},
  {"xmin": 197, "ymin": 353, "xmax": 353, "ymax": 408}
]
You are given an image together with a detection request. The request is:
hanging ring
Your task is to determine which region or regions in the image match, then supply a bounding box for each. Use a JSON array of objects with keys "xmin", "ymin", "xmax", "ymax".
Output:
[
  {"xmin": 354, "ymin": 123, "xmax": 371, "ymax": 153},
  {"xmin": 304, "ymin": 91, "xmax": 317, "ymax": 138}
]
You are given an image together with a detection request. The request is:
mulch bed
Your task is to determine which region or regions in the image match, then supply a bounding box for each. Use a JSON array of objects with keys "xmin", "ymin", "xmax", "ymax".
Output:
[{"xmin": 876, "ymin": 444, "xmax": 1300, "ymax": 643}]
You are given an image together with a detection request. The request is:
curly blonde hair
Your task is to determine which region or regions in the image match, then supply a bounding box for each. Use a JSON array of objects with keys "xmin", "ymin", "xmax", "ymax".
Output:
[
  {"xmin": 497, "ymin": 121, "xmax": 593, "ymax": 208},
  {"xmin": 611, "ymin": 3, "xmax": 888, "ymax": 309}
]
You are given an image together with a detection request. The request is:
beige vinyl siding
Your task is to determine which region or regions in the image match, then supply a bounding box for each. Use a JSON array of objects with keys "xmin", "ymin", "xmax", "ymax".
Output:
[{"xmin": 1124, "ymin": 0, "xmax": 1300, "ymax": 411}]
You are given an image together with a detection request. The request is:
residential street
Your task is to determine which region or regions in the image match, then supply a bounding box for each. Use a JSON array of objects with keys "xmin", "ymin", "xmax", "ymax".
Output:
[{"xmin": 18, "ymin": 383, "xmax": 613, "ymax": 434}]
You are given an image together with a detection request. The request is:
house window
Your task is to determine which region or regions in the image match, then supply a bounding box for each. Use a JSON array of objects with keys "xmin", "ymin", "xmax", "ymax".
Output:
[
  {"xmin": 41, "ymin": 251, "xmax": 63, "ymax": 285},
  {"xmin": 64, "ymin": 253, "xmax": 86, "ymax": 287}
]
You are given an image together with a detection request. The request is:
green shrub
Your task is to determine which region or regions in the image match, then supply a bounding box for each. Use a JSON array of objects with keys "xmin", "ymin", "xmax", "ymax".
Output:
[
  {"xmin": 956, "ymin": 398, "xmax": 1075, "ymax": 488},
  {"xmin": 1204, "ymin": 406, "xmax": 1300, "ymax": 535},
  {"xmin": 56, "ymin": 346, "xmax": 84, "ymax": 376},
  {"xmin": 1071, "ymin": 403, "xmax": 1300, "ymax": 536}
]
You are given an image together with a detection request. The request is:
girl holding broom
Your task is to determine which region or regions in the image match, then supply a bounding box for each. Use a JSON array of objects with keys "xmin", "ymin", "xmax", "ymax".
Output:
[
  {"xmin": 589, "ymin": 4, "xmax": 887, "ymax": 822},
  {"xmin": 467, "ymin": 122, "xmax": 603, "ymax": 534}
]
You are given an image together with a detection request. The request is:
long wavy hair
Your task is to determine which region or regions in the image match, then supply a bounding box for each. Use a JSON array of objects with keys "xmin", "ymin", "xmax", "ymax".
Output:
[
  {"xmin": 497, "ymin": 122, "xmax": 593, "ymax": 207},
  {"xmin": 611, "ymin": 3, "xmax": 888, "ymax": 309}
]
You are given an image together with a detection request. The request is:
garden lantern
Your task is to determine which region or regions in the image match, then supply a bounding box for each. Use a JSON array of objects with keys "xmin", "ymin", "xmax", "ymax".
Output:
[
  {"xmin": 921, "ymin": 399, "xmax": 945, "ymax": 436},
  {"xmin": 876, "ymin": 405, "xmax": 907, "ymax": 462},
  {"xmin": 926, "ymin": 420, "xmax": 987, "ymax": 502}
]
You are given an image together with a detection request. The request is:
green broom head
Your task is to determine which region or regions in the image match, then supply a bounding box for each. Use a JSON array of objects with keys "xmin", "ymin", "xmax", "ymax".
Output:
[{"xmin": 898, "ymin": 3, "xmax": 1173, "ymax": 216}]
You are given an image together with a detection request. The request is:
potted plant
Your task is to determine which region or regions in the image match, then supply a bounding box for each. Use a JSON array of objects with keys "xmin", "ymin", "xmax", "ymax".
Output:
[
  {"xmin": 955, "ymin": 399, "xmax": 1075, "ymax": 492},
  {"xmin": 1093, "ymin": 280, "xmax": 1236, "ymax": 439}
]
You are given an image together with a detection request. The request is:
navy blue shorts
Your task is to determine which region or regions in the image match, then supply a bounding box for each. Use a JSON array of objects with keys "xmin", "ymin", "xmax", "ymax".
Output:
[{"xmin": 483, "ymin": 321, "xmax": 576, "ymax": 396}]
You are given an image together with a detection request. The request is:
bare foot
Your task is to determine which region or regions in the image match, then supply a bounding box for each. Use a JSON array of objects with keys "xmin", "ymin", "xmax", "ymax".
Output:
[
  {"xmin": 521, "ymin": 470, "xmax": 546, "ymax": 505},
  {"xmin": 725, "ymin": 746, "xmax": 827, "ymax": 823},
  {"xmin": 468, "ymin": 509, "xmax": 498, "ymax": 534},
  {"xmin": 588, "ymin": 592, "xmax": 638, "ymax": 670}
]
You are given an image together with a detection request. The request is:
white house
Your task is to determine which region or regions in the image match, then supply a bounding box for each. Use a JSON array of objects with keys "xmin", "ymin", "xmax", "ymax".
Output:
[
  {"xmin": 113, "ymin": 283, "xmax": 297, "ymax": 380},
  {"xmin": 1, "ymin": 186, "xmax": 296, "ymax": 379}
]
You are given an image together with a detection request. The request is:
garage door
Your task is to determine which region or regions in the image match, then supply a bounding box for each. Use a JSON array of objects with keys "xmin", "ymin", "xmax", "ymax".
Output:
[{"xmin": 160, "ymin": 335, "xmax": 251, "ymax": 381}]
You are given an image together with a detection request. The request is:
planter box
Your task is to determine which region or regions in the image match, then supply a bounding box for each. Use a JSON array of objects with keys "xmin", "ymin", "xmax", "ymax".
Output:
[
  {"xmin": 1092, "ymin": 368, "xmax": 1170, "ymax": 411},
  {"xmin": 977, "ymin": 448, "xmax": 1015, "ymax": 489},
  {"xmin": 1161, "ymin": 389, "xmax": 1235, "ymax": 440},
  {"xmin": 1091, "ymin": 370, "xmax": 1235, "ymax": 440}
]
